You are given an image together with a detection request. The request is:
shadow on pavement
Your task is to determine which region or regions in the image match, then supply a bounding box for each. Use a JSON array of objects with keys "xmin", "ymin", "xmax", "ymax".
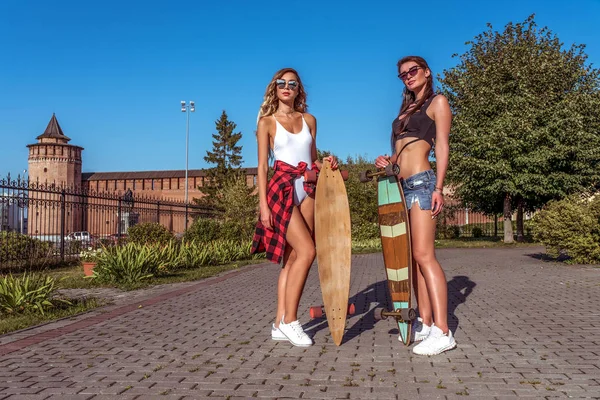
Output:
[
  {"xmin": 304, "ymin": 279, "xmax": 398, "ymax": 345},
  {"xmin": 447, "ymin": 275, "xmax": 476, "ymax": 332},
  {"xmin": 304, "ymin": 274, "xmax": 476, "ymax": 344}
]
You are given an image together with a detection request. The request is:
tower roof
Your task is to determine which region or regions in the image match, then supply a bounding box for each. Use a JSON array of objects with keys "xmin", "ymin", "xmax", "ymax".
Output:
[{"xmin": 36, "ymin": 113, "xmax": 71, "ymax": 141}]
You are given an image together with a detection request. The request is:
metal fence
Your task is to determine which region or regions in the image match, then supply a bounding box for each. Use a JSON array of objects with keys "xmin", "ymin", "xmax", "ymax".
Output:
[
  {"xmin": 435, "ymin": 201, "xmax": 524, "ymax": 239},
  {"xmin": 1, "ymin": 173, "xmax": 216, "ymax": 272}
]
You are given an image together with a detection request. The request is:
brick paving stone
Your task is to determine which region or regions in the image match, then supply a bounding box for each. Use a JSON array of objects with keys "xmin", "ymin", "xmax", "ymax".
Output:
[{"xmin": 0, "ymin": 248, "xmax": 599, "ymax": 399}]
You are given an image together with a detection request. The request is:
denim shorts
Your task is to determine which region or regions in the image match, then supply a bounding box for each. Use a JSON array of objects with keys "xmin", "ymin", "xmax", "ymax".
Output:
[{"xmin": 400, "ymin": 169, "xmax": 436, "ymax": 211}]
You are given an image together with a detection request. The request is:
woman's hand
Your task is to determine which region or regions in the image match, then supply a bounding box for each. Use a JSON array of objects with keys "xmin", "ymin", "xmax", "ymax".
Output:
[
  {"xmin": 260, "ymin": 206, "xmax": 273, "ymax": 230},
  {"xmin": 375, "ymin": 154, "xmax": 391, "ymax": 169},
  {"xmin": 323, "ymin": 155, "xmax": 338, "ymax": 170},
  {"xmin": 431, "ymin": 190, "xmax": 444, "ymax": 219}
]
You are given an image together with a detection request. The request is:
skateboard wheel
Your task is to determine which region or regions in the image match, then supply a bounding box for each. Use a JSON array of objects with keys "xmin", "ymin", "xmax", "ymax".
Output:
[
  {"xmin": 309, "ymin": 306, "xmax": 323, "ymax": 319},
  {"xmin": 373, "ymin": 307, "xmax": 385, "ymax": 321},
  {"xmin": 400, "ymin": 308, "xmax": 417, "ymax": 322},
  {"xmin": 340, "ymin": 170, "xmax": 349, "ymax": 181},
  {"xmin": 304, "ymin": 169, "xmax": 318, "ymax": 183},
  {"xmin": 359, "ymin": 170, "xmax": 371, "ymax": 183},
  {"xmin": 385, "ymin": 163, "xmax": 400, "ymax": 176},
  {"xmin": 347, "ymin": 303, "xmax": 355, "ymax": 315}
]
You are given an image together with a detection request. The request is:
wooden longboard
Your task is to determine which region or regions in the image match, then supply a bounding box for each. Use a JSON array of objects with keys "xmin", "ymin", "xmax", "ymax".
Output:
[
  {"xmin": 377, "ymin": 173, "xmax": 414, "ymax": 345},
  {"xmin": 313, "ymin": 160, "xmax": 352, "ymax": 346}
]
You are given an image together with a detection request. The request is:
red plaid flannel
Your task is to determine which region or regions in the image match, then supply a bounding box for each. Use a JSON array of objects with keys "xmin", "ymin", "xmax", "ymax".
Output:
[{"xmin": 251, "ymin": 160, "xmax": 319, "ymax": 264}]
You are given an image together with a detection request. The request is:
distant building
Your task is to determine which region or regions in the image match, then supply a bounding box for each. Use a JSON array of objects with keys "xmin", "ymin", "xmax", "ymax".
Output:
[
  {"xmin": 23, "ymin": 114, "xmax": 257, "ymax": 236},
  {"xmin": 0, "ymin": 193, "xmax": 26, "ymax": 233}
]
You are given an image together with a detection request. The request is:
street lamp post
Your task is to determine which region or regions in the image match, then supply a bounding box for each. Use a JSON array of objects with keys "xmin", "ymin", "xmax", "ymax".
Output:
[{"xmin": 181, "ymin": 101, "xmax": 195, "ymax": 230}]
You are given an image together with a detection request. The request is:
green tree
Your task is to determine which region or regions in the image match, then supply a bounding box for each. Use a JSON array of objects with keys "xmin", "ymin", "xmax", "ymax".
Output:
[
  {"xmin": 343, "ymin": 155, "xmax": 379, "ymax": 240},
  {"xmin": 439, "ymin": 14, "xmax": 600, "ymax": 243},
  {"xmin": 198, "ymin": 110, "xmax": 243, "ymax": 204},
  {"xmin": 217, "ymin": 174, "xmax": 259, "ymax": 240}
]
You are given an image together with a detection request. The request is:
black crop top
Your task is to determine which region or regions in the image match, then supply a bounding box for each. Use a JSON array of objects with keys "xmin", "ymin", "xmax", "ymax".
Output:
[{"xmin": 392, "ymin": 94, "xmax": 437, "ymax": 149}]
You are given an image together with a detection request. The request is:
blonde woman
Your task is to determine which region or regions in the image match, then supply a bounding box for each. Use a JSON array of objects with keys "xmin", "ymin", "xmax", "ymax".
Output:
[{"xmin": 251, "ymin": 67, "xmax": 337, "ymax": 347}]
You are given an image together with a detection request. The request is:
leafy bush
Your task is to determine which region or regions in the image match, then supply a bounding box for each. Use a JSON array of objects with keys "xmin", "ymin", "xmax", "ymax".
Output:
[
  {"xmin": 342, "ymin": 155, "xmax": 379, "ymax": 233},
  {"xmin": 0, "ymin": 272, "xmax": 70, "ymax": 315},
  {"xmin": 80, "ymin": 248, "xmax": 103, "ymax": 262},
  {"xmin": 179, "ymin": 240, "xmax": 262, "ymax": 267},
  {"xmin": 92, "ymin": 240, "xmax": 262, "ymax": 284},
  {"xmin": 218, "ymin": 175, "xmax": 259, "ymax": 238},
  {"xmin": 352, "ymin": 222, "xmax": 379, "ymax": 241},
  {"xmin": 472, "ymin": 226, "xmax": 483, "ymax": 238},
  {"xmin": 66, "ymin": 240, "xmax": 83, "ymax": 255},
  {"xmin": 532, "ymin": 194, "xmax": 600, "ymax": 264},
  {"xmin": 98, "ymin": 238, "xmax": 114, "ymax": 248},
  {"xmin": 127, "ymin": 222, "xmax": 174, "ymax": 246},
  {"xmin": 93, "ymin": 242, "xmax": 163, "ymax": 284},
  {"xmin": 184, "ymin": 217, "xmax": 222, "ymax": 242},
  {"xmin": 0, "ymin": 232, "xmax": 53, "ymax": 264},
  {"xmin": 437, "ymin": 224, "xmax": 460, "ymax": 239}
]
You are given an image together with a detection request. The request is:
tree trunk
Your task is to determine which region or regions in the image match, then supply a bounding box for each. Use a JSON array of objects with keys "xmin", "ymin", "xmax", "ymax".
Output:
[
  {"xmin": 516, "ymin": 198, "xmax": 524, "ymax": 242},
  {"xmin": 503, "ymin": 193, "xmax": 514, "ymax": 243}
]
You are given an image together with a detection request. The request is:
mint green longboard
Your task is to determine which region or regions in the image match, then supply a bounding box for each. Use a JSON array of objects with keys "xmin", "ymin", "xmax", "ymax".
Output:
[{"xmin": 360, "ymin": 164, "xmax": 416, "ymax": 345}]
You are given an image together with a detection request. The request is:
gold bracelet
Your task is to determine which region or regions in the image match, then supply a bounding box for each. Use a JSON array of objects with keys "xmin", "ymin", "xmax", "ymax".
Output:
[{"xmin": 434, "ymin": 187, "xmax": 443, "ymax": 193}]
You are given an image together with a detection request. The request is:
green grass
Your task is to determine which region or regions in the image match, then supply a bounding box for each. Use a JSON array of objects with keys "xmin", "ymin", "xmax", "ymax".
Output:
[
  {"xmin": 26, "ymin": 258, "xmax": 267, "ymax": 292},
  {"xmin": 0, "ymin": 297, "xmax": 104, "ymax": 335},
  {"xmin": 352, "ymin": 236, "xmax": 539, "ymax": 252},
  {"xmin": 435, "ymin": 236, "xmax": 539, "ymax": 248}
]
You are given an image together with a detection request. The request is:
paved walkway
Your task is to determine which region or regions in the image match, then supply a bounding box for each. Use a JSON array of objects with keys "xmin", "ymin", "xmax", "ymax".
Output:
[{"xmin": 0, "ymin": 247, "xmax": 599, "ymax": 399}]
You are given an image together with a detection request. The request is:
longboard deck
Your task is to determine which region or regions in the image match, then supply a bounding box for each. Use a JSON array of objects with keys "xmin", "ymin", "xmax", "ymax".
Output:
[
  {"xmin": 314, "ymin": 161, "xmax": 352, "ymax": 346},
  {"xmin": 377, "ymin": 174, "xmax": 413, "ymax": 345}
]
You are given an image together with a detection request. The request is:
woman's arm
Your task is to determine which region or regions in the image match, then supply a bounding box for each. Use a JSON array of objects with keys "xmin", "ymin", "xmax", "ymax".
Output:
[
  {"xmin": 429, "ymin": 95, "xmax": 451, "ymax": 218},
  {"xmin": 304, "ymin": 113, "xmax": 321, "ymax": 168},
  {"xmin": 256, "ymin": 117, "xmax": 273, "ymax": 228},
  {"xmin": 431, "ymin": 95, "xmax": 451, "ymax": 192}
]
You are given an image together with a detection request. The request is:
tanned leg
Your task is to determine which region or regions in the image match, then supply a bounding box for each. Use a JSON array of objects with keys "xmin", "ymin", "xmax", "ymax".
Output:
[
  {"xmin": 409, "ymin": 206, "xmax": 449, "ymax": 333},
  {"xmin": 282, "ymin": 205, "xmax": 316, "ymax": 323},
  {"xmin": 275, "ymin": 246, "xmax": 296, "ymax": 327},
  {"xmin": 413, "ymin": 258, "xmax": 433, "ymax": 326}
]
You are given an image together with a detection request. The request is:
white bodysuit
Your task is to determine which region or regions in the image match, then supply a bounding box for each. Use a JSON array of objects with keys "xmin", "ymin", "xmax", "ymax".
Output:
[{"xmin": 272, "ymin": 115, "xmax": 314, "ymax": 205}]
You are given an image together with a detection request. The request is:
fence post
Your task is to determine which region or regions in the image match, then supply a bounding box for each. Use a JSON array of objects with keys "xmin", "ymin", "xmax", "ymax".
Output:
[
  {"xmin": 157, "ymin": 201, "xmax": 160, "ymax": 224},
  {"xmin": 494, "ymin": 214, "xmax": 498, "ymax": 237},
  {"xmin": 60, "ymin": 189, "xmax": 66, "ymax": 261},
  {"xmin": 117, "ymin": 198, "xmax": 122, "ymax": 237},
  {"xmin": 185, "ymin": 203, "xmax": 189, "ymax": 231}
]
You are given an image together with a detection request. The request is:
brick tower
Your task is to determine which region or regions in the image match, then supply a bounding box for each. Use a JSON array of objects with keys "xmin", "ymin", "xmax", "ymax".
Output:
[
  {"xmin": 26, "ymin": 114, "xmax": 84, "ymax": 237},
  {"xmin": 27, "ymin": 114, "xmax": 83, "ymax": 187}
]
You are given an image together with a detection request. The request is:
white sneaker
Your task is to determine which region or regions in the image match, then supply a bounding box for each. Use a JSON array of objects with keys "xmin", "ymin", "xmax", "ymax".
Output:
[
  {"xmin": 271, "ymin": 324, "xmax": 288, "ymax": 341},
  {"xmin": 406, "ymin": 317, "xmax": 431, "ymax": 343},
  {"xmin": 412, "ymin": 325, "xmax": 456, "ymax": 355},
  {"xmin": 278, "ymin": 318, "xmax": 313, "ymax": 347}
]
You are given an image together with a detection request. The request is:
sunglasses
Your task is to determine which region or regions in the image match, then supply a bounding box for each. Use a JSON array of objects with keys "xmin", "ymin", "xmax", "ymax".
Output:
[
  {"xmin": 276, "ymin": 79, "xmax": 298, "ymax": 90},
  {"xmin": 398, "ymin": 66, "xmax": 421, "ymax": 81}
]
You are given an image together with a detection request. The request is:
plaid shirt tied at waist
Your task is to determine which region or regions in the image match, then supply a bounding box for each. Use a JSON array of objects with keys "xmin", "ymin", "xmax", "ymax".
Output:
[{"xmin": 250, "ymin": 160, "xmax": 319, "ymax": 264}]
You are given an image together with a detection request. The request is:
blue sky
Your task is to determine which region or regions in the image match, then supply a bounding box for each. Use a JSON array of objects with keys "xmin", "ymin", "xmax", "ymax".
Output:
[{"xmin": 1, "ymin": 0, "xmax": 599, "ymax": 176}]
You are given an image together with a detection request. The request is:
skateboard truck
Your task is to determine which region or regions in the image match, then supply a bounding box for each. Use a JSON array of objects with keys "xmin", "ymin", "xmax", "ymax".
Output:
[
  {"xmin": 373, "ymin": 307, "xmax": 416, "ymax": 323},
  {"xmin": 310, "ymin": 303, "xmax": 356, "ymax": 319},
  {"xmin": 359, "ymin": 163, "xmax": 400, "ymax": 183},
  {"xmin": 304, "ymin": 169, "xmax": 349, "ymax": 183}
]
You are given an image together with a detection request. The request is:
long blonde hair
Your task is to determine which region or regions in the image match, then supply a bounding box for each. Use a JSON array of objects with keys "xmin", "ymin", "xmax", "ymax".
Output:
[{"xmin": 256, "ymin": 67, "xmax": 308, "ymax": 125}]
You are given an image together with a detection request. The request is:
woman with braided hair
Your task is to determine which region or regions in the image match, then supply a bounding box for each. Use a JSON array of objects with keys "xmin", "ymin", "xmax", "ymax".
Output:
[
  {"xmin": 251, "ymin": 67, "xmax": 337, "ymax": 347},
  {"xmin": 375, "ymin": 56, "xmax": 456, "ymax": 355}
]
